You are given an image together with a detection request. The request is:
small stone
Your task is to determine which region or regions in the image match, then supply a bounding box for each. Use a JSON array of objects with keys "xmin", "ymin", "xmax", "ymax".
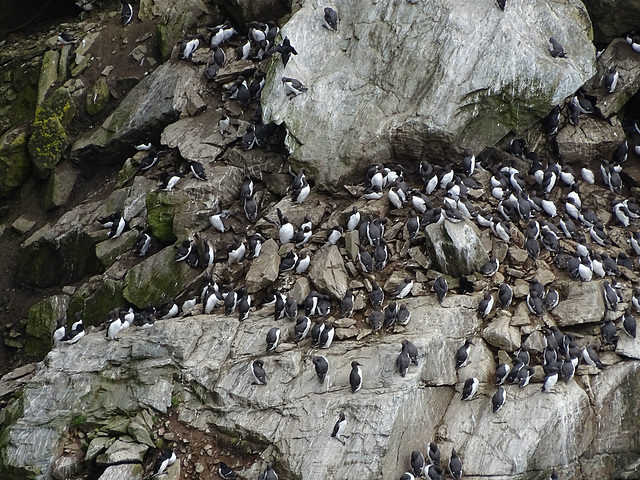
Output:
[
  {"xmin": 102, "ymin": 65, "xmax": 114, "ymax": 76},
  {"xmin": 195, "ymin": 463, "xmax": 205, "ymax": 473},
  {"xmin": 510, "ymin": 303, "xmax": 531, "ymax": 327},
  {"xmin": 245, "ymin": 239, "xmax": 279, "ymax": 294},
  {"xmin": 130, "ymin": 45, "xmax": 147, "ymax": 62},
  {"xmin": 12, "ymin": 215, "xmax": 36, "ymax": 234},
  {"xmin": 62, "ymin": 285, "xmax": 76, "ymax": 295},
  {"xmin": 507, "ymin": 247, "xmax": 529, "ymax": 266},
  {"xmin": 493, "ymin": 242, "xmax": 508, "ymax": 263}
]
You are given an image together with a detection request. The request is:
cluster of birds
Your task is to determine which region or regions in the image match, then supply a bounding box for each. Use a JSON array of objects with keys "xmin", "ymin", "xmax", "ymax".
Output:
[
  {"xmin": 400, "ymin": 444, "xmax": 463, "ymax": 480},
  {"xmin": 49, "ymin": 3, "xmax": 640, "ymax": 479}
]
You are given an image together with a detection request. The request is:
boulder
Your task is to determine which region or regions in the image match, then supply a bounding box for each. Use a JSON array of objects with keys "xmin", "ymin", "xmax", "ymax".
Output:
[
  {"xmin": 123, "ymin": 245, "xmax": 200, "ymax": 308},
  {"xmin": 95, "ymin": 230, "xmax": 138, "ymax": 270},
  {"xmin": 25, "ymin": 294, "xmax": 69, "ymax": 358},
  {"xmin": 36, "ymin": 49, "xmax": 59, "ymax": 104},
  {"xmin": 308, "ymin": 244, "xmax": 349, "ymax": 300},
  {"xmin": 245, "ymin": 239, "xmax": 279, "ymax": 294},
  {"xmin": 482, "ymin": 314, "xmax": 521, "ymax": 352},
  {"xmin": 588, "ymin": 38, "xmax": 640, "ymax": 119},
  {"xmin": 152, "ymin": 0, "xmax": 212, "ymax": 61},
  {"xmin": 581, "ymin": 0, "xmax": 640, "ymax": 43},
  {"xmin": 161, "ymin": 109, "xmax": 224, "ymax": 164},
  {"xmin": 262, "ymin": 0, "xmax": 595, "ymax": 191},
  {"xmin": 71, "ymin": 62, "xmax": 202, "ymax": 164},
  {"xmin": 86, "ymin": 76, "xmax": 110, "ymax": 116},
  {"xmin": 95, "ymin": 439, "xmax": 148, "ymax": 466},
  {"xmin": 43, "ymin": 163, "xmax": 78, "ymax": 210},
  {"xmin": 553, "ymin": 280, "xmax": 606, "ymax": 327},
  {"xmin": 97, "ymin": 463, "xmax": 143, "ymax": 480},
  {"xmin": 556, "ymin": 115, "xmax": 626, "ymax": 166},
  {"xmin": 18, "ymin": 221, "xmax": 101, "ymax": 288},
  {"xmin": 28, "ymin": 87, "xmax": 76, "ymax": 179},
  {"xmin": 424, "ymin": 220, "xmax": 490, "ymax": 277},
  {"xmin": 0, "ymin": 126, "xmax": 31, "ymax": 200}
]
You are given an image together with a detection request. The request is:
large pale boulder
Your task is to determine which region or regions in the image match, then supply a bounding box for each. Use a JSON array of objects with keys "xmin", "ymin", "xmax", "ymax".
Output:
[
  {"xmin": 262, "ymin": 0, "xmax": 595, "ymax": 190},
  {"xmin": 424, "ymin": 220, "xmax": 490, "ymax": 277}
]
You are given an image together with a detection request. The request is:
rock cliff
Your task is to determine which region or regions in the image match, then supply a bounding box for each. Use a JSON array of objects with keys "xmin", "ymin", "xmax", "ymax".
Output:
[{"xmin": 1, "ymin": 0, "xmax": 640, "ymax": 479}]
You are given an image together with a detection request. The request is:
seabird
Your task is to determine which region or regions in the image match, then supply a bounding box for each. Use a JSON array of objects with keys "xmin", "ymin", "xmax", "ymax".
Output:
[
  {"xmin": 396, "ymin": 348, "xmax": 411, "ymax": 377},
  {"xmin": 492, "ymin": 387, "xmax": 506, "ymax": 413},
  {"xmin": 341, "ymin": 290, "xmax": 354, "ymax": 318},
  {"xmin": 449, "ymin": 449, "xmax": 463, "ymax": 480},
  {"xmin": 480, "ymin": 257, "xmax": 499, "ymax": 277},
  {"xmin": 324, "ymin": 7, "xmax": 339, "ymax": 31},
  {"xmin": 395, "ymin": 277, "xmax": 414, "ymax": 299},
  {"xmin": 350, "ymin": 361, "xmax": 363, "ymax": 393},
  {"xmin": 258, "ymin": 462, "xmax": 278, "ymax": 480},
  {"xmin": 293, "ymin": 316, "xmax": 311, "ymax": 343},
  {"xmin": 370, "ymin": 308, "xmax": 384, "ymax": 333},
  {"xmin": 282, "ymin": 77, "xmax": 308, "ymax": 97},
  {"xmin": 478, "ymin": 292, "xmax": 494, "ymax": 317},
  {"xmin": 542, "ymin": 363, "xmax": 559, "ymax": 393},
  {"xmin": 331, "ymin": 412, "xmax": 347, "ymax": 445},
  {"xmin": 605, "ymin": 65, "xmax": 619, "ymax": 93},
  {"xmin": 411, "ymin": 452, "xmax": 425, "ymax": 478},
  {"xmin": 383, "ymin": 302, "xmax": 398, "ymax": 328},
  {"xmin": 313, "ymin": 355, "xmax": 329, "ymax": 383},
  {"xmin": 603, "ymin": 281, "xmax": 619, "ymax": 311},
  {"xmin": 582, "ymin": 346, "xmax": 603, "ymax": 369},
  {"xmin": 266, "ymin": 327, "xmax": 281, "ymax": 352},
  {"xmin": 227, "ymin": 235, "xmax": 246, "ymax": 265},
  {"xmin": 427, "ymin": 443, "xmax": 441, "ymax": 466},
  {"xmin": 319, "ymin": 323, "xmax": 335, "ymax": 348},
  {"xmin": 152, "ymin": 449, "xmax": 177, "ymax": 476},
  {"xmin": 623, "ymin": 309, "xmax": 637, "ymax": 338},
  {"xmin": 251, "ymin": 359, "xmax": 267, "ymax": 385},
  {"xmin": 518, "ymin": 366, "xmax": 535, "ymax": 387},
  {"xmin": 434, "ymin": 276, "xmax": 448, "ymax": 304},
  {"xmin": 456, "ymin": 339, "xmax": 473, "ymax": 368},
  {"xmin": 396, "ymin": 304, "xmax": 411, "ymax": 326},
  {"xmin": 121, "ymin": 0, "xmax": 133, "ymax": 25},
  {"xmin": 134, "ymin": 230, "xmax": 152, "ymax": 256},
  {"xmin": 370, "ymin": 282, "xmax": 384, "ymax": 307},
  {"xmin": 219, "ymin": 462, "xmax": 237, "ymax": 480},
  {"xmin": 494, "ymin": 363, "xmax": 511, "ymax": 385},
  {"xmin": 285, "ymin": 296, "xmax": 298, "ymax": 321},
  {"xmin": 311, "ymin": 318, "xmax": 325, "ymax": 346},
  {"xmin": 461, "ymin": 377, "xmax": 479, "ymax": 400}
]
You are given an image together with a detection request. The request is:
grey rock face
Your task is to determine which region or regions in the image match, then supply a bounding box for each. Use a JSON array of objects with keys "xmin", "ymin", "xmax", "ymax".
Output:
[
  {"xmin": 581, "ymin": 0, "xmax": 640, "ymax": 43},
  {"xmin": 262, "ymin": 0, "xmax": 595, "ymax": 190},
  {"xmin": 308, "ymin": 244, "xmax": 349, "ymax": 300},
  {"xmin": 71, "ymin": 62, "xmax": 201, "ymax": 164},
  {"xmin": 245, "ymin": 238, "xmax": 280, "ymax": 294},
  {"xmin": 553, "ymin": 280, "xmax": 606, "ymax": 326},
  {"xmin": 424, "ymin": 220, "xmax": 490, "ymax": 277}
]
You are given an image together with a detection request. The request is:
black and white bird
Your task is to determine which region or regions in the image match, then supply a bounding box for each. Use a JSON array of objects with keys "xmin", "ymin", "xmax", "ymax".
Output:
[
  {"xmin": 427, "ymin": 443, "xmax": 441, "ymax": 466},
  {"xmin": 282, "ymin": 77, "xmax": 308, "ymax": 97},
  {"xmin": 456, "ymin": 339, "xmax": 473, "ymax": 368},
  {"xmin": 331, "ymin": 412, "xmax": 347, "ymax": 445},
  {"xmin": 396, "ymin": 348, "xmax": 411, "ymax": 377},
  {"xmin": 411, "ymin": 451, "xmax": 426, "ymax": 478},
  {"xmin": 266, "ymin": 327, "xmax": 281, "ymax": 352},
  {"xmin": 494, "ymin": 363, "xmax": 511, "ymax": 386},
  {"xmin": 152, "ymin": 449, "xmax": 176, "ymax": 476},
  {"xmin": 449, "ymin": 448, "xmax": 463, "ymax": 480},
  {"xmin": 258, "ymin": 462, "xmax": 278, "ymax": 480},
  {"xmin": 461, "ymin": 377, "xmax": 479, "ymax": 400},
  {"xmin": 251, "ymin": 359, "xmax": 267, "ymax": 385},
  {"xmin": 434, "ymin": 276, "xmax": 448, "ymax": 304},
  {"xmin": 341, "ymin": 290, "xmax": 354, "ymax": 318},
  {"xmin": 478, "ymin": 292, "xmax": 494, "ymax": 317},
  {"xmin": 313, "ymin": 355, "xmax": 329, "ymax": 383},
  {"xmin": 492, "ymin": 387, "xmax": 506, "ymax": 413},
  {"xmin": 324, "ymin": 7, "xmax": 339, "ymax": 31},
  {"xmin": 121, "ymin": 0, "xmax": 133, "ymax": 25},
  {"xmin": 623, "ymin": 309, "xmax": 637, "ymax": 338},
  {"xmin": 218, "ymin": 462, "xmax": 237, "ymax": 480},
  {"xmin": 582, "ymin": 346, "xmax": 603, "ymax": 369},
  {"xmin": 350, "ymin": 361, "xmax": 363, "ymax": 393}
]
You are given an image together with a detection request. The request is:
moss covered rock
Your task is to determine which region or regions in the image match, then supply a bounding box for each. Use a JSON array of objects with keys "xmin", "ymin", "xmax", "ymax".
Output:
[
  {"xmin": 95, "ymin": 230, "xmax": 138, "ymax": 270},
  {"xmin": 25, "ymin": 294, "xmax": 69, "ymax": 358},
  {"xmin": 424, "ymin": 220, "xmax": 490, "ymax": 277},
  {"xmin": 86, "ymin": 77, "xmax": 110, "ymax": 116},
  {"xmin": 145, "ymin": 190, "xmax": 182, "ymax": 243},
  {"xmin": 28, "ymin": 87, "xmax": 75, "ymax": 180},
  {"xmin": 0, "ymin": 126, "xmax": 31, "ymax": 200},
  {"xmin": 67, "ymin": 277, "xmax": 125, "ymax": 328},
  {"xmin": 18, "ymin": 224, "xmax": 101, "ymax": 288},
  {"xmin": 123, "ymin": 246, "xmax": 198, "ymax": 308}
]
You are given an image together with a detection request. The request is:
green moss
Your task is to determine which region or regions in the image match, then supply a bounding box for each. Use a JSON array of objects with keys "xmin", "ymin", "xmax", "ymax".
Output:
[
  {"xmin": 27, "ymin": 87, "xmax": 76, "ymax": 180},
  {"xmin": 0, "ymin": 127, "xmax": 31, "ymax": 200},
  {"xmin": 25, "ymin": 295, "xmax": 69, "ymax": 358},
  {"xmin": 68, "ymin": 277, "xmax": 125, "ymax": 328},
  {"xmin": 123, "ymin": 246, "xmax": 198, "ymax": 308},
  {"xmin": 72, "ymin": 414, "xmax": 87, "ymax": 427},
  {"xmin": 146, "ymin": 192, "xmax": 176, "ymax": 243}
]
